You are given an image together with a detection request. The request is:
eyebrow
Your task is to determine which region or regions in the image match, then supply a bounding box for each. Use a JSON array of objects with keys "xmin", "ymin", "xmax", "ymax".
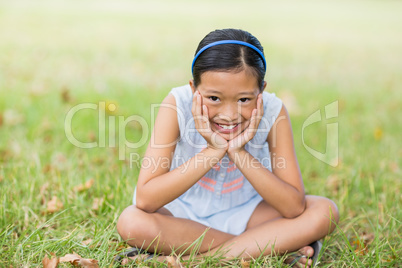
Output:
[
  {"xmin": 203, "ymin": 90, "xmax": 256, "ymax": 96},
  {"xmin": 237, "ymin": 92, "xmax": 256, "ymax": 96},
  {"xmin": 204, "ymin": 90, "xmax": 221, "ymax": 95}
]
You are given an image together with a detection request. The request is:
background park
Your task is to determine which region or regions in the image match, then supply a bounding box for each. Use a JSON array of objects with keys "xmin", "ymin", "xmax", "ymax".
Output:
[{"xmin": 0, "ymin": 0, "xmax": 400, "ymax": 266}]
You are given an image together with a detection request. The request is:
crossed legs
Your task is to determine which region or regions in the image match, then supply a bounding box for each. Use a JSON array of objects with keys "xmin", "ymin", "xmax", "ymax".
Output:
[{"xmin": 117, "ymin": 195, "xmax": 339, "ymax": 266}]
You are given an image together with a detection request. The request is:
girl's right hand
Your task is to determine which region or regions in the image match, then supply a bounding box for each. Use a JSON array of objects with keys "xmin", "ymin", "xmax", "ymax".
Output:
[{"xmin": 191, "ymin": 91, "xmax": 228, "ymax": 152}]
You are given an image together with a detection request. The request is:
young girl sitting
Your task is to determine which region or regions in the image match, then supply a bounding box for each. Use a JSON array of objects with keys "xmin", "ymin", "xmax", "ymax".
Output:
[{"xmin": 117, "ymin": 28, "xmax": 339, "ymax": 267}]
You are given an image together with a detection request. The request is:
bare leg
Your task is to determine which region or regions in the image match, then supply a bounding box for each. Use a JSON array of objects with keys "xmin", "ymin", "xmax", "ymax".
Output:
[
  {"xmin": 116, "ymin": 206, "xmax": 234, "ymax": 254},
  {"xmin": 117, "ymin": 195, "xmax": 339, "ymax": 266},
  {"xmin": 204, "ymin": 195, "xmax": 339, "ymax": 267}
]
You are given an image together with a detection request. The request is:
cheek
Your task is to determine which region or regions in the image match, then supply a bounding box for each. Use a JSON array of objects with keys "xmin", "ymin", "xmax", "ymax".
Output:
[
  {"xmin": 204, "ymin": 104, "xmax": 217, "ymax": 118},
  {"xmin": 240, "ymin": 106, "xmax": 255, "ymax": 120}
]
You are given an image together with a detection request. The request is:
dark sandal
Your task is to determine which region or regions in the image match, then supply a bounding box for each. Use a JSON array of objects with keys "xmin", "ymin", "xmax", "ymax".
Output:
[
  {"xmin": 288, "ymin": 241, "xmax": 323, "ymax": 267},
  {"xmin": 114, "ymin": 247, "xmax": 155, "ymax": 263},
  {"xmin": 309, "ymin": 240, "xmax": 322, "ymax": 265}
]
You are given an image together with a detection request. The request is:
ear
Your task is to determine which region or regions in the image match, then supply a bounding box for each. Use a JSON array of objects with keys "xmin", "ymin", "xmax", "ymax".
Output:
[
  {"xmin": 189, "ymin": 79, "xmax": 197, "ymax": 94},
  {"xmin": 261, "ymin": 81, "xmax": 267, "ymax": 92}
]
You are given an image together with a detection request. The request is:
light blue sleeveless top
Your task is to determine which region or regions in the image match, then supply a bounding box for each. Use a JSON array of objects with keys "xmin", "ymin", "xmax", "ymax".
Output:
[
  {"xmin": 166, "ymin": 84, "xmax": 282, "ymax": 211},
  {"xmin": 133, "ymin": 84, "xmax": 283, "ymax": 235}
]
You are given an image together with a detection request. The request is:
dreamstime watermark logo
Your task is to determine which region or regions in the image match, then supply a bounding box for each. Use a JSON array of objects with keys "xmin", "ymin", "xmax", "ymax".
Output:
[{"xmin": 302, "ymin": 100, "xmax": 339, "ymax": 167}]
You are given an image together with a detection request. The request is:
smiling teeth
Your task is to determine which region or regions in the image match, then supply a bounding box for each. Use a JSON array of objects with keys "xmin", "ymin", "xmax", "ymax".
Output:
[{"xmin": 218, "ymin": 124, "xmax": 237, "ymax": 130}]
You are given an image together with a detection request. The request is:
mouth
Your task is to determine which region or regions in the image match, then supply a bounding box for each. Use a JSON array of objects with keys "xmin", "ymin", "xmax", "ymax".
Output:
[{"xmin": 214, "ymin": 122, "xmax": 240, "ymax": 134}]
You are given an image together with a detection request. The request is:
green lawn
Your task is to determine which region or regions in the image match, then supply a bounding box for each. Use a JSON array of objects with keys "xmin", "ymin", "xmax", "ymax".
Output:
[{"xmin": 0, "ymin": 0, "xmax": 401, "ymax": 266}]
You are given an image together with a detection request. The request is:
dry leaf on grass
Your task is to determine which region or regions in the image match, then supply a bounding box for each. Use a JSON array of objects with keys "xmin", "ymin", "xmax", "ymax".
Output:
[
  {"xmin": 51, "ymin": 152, "xmax": 68, "ymax": 171},
  {"xmin": 42, "ymin": 253, "xmax": 59, "ymax": 268},
  {"xmin": 42, "ymin": 164, "xmax": 52, "ymax": 174},
  {"xmin": 39, "ymin": 182, "xmax": 49, "ymax": 204},
  {"xmin": 74, "ymin": 178, "xmax": 95, "ymax": 192},
  {"xmin": 92, "ymin": 197, "xmax": 104, "ymax": 211},
  {"xmin": 351, "ymin": 232, "xmax": 375, "ymax": 256},
  {"xmin": 61, "ymin": 87, "xmax": 71, "ymax": 103},
  {"xmin": 46, "ymin": 196, "xmax": 64, "ymax": 213},
  {"xmin": 59, "ymin": 252, "xmax": 81, "ymax": 263},
  {"xmin": 76, "ymin": 258, "xmax": 99, "ymax": 268},
  {"xmin": 60, "ymin": 252, "xmax": 99, "ymax": 268}
]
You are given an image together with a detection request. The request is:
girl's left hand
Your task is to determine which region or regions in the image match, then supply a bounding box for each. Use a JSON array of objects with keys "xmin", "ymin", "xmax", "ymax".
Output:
[{"xmin": 227, "ymin": 94, "xmax": 264, "ymax": 156}]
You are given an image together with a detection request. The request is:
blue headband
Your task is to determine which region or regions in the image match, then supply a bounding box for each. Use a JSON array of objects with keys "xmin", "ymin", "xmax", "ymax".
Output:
[{"xmin": 191, "ymin": 40, "xmax": 266, "ymax": 74}]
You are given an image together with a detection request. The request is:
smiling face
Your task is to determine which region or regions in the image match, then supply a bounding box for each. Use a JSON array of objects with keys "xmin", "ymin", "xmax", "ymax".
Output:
[{"xmin": 190, "ymin": 69, "xmax": 265, "ymax": 141}]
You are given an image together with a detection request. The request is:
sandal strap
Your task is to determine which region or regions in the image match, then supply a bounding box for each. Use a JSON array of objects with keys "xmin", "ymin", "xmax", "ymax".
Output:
[
  {"xmin": 114, "ymin": 247, "xmax": 146, "ymax": 262},
  {"xmin": 288, "ymin": 254, "xmax": 306, "ymax": 267}
]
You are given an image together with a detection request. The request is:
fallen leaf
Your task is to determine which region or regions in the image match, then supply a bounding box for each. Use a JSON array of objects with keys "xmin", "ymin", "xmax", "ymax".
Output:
[
  {"xmin": 60, "ymin": 252, "xmax": 81, "ymax": 264},
  {"xmin": 39, "ymin": 182, "xmax": 49, "ymax": 204},
  {"xmin": 60, "ymin": 252, "xmax": 99, "ymax": 267},
  {"xmin": 240, "ymin": 258, "xmax": 251, "ymax": 267},
  {"xmin": 46, "ymin": 196, "xmax": 64, "ymax": 213},
  {"xmin": 326, "ymin": 175, "xmax": 340, "ymax": 194},
  {"xmin": 74, "ymin": 178, "xmax": 95, "ymax": 192},
  {"xmin": 88, "ymin": 131, "xmax": 96, "ymax": 142},
  {"xmin": 42, "ymin": 253, "xmax": 59, "ymax": 268},
  {"xmin": 92, "ymin": 197, "xmax": 104, "ymax": 211},
  {"xmin": 351, "ymin": 233, "xmax": 374, "ymax": 256},
  {"xmin": 61, "ymin": 87, "xmax": 71, "ymax": 103},
  {"xmin": 51, "ymin": 152, "xmax": 68, "ymax": 171},
  {"xmin": 42, "ymin": 164, "xmax": 52, "ymax": 174},
  {"xmin": 77, "ymin": 258, "xmax": 99, "ymax": 268}
]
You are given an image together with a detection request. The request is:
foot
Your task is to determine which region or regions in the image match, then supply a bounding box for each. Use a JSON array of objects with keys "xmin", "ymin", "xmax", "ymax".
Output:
[{"xmin": 284, "ymin": 245, "xmax": 315, "ymax": 267}]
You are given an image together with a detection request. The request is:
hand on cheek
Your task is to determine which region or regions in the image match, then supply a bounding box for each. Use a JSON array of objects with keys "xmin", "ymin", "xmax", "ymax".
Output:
[
  {"xmin": 227, "ymin": 94, "xmax": 263, "ymax": 155},
  {"xmin": 191, "ymin": 91, "xmax": 228, "ymax": 151}
]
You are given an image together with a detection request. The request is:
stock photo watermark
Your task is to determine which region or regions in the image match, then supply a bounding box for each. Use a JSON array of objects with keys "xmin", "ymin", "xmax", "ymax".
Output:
[
  {"xmin": 302, "ymin": 100, "xmax": 339, "ymax": 167},
  {"xmin": 64, "ymin": 100, "xmax": 339, "ymax": 167}
]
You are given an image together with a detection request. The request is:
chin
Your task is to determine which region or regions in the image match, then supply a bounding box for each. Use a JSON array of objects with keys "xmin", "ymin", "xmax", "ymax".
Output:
[{"xmin": 215, "ymin": 127, "xmax": 245, "ymax": 141}]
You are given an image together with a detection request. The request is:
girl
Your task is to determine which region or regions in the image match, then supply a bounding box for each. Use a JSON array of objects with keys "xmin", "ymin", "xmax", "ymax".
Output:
[{"xmin": 117, "ymin": 28, "xmax": 339, "ymax": 267}]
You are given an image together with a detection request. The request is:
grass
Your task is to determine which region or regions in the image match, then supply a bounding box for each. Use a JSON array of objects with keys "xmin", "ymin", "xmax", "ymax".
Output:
[{"xmin": 0, "ymin": 0, "xmax": 401, "ymax": 266}]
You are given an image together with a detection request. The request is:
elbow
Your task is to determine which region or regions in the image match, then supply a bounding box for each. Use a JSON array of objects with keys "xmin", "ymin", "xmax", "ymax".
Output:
[
  {"xmin": 282, "ymin": 197, "xmax": 306, "ymax": 219},
  {"xmin": 135, "ymin": 197, "xmax": 158, "ymax": 213}
]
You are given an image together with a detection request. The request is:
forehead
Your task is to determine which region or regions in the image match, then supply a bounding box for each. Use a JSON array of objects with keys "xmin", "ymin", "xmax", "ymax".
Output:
[{"xmin": 198, "ymin": 70, "xmax": 260, "ymax": 96}]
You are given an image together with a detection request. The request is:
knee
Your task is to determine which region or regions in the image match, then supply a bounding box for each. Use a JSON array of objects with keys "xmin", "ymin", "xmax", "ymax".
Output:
[
  {"xmin": 117, "ymin": 205, "xmax": 159, "ymax": 245},
  {"xmin": 308, "ymin": 196, "xmax": 340, "ymax": 234}
]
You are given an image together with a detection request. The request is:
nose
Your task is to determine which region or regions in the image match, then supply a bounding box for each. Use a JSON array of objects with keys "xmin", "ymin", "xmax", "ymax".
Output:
[{"xmin": 219, "ymin": 103, "xmax": 240, "ymax": 122}]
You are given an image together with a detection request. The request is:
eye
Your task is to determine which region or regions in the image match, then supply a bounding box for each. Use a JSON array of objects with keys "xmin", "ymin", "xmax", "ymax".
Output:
[
  {"xmin": 209, "ymin": 96, "xmax": 220, "ymax": 102},
  {"xmin": 238, "ymin": 98, "xmax": 250, "ymax": 103}
]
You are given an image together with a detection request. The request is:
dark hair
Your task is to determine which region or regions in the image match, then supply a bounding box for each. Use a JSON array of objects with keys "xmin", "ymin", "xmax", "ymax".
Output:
[{"xmin": 192, "ymin": 29, "xmax": 266, "ymax": 90}]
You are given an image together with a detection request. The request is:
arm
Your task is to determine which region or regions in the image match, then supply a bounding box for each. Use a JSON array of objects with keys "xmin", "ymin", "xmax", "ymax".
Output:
[
  {"xmin": 228, "ymin": 105, "xmax": 306, "ymax": 218},
  {"xmin": 136, "ymin": 93, "xmax": 226, "ymax": 213}
]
